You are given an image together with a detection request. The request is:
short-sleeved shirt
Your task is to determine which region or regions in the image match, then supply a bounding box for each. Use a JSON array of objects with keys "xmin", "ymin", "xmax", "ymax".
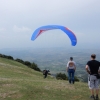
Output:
[
  {"xmin": 67, "ymin": 61, "xmax": 76, "ymax": 69},
  {"xmin": 87, "ymin": 60, "xmax": 100, "ymax": 75}
]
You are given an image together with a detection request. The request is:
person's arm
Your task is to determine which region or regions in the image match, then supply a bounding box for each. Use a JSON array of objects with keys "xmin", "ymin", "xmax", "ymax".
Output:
[
  {"xmin": 66, "ymin": 65, "xmax": 68, "ymax": 72},
  {"xmin": 85, "ymin": 65, "xmax": 91, "ymax": 74},
  {"xmin": 66, "ymin": 67, "xmax": 68, "ymax": 72},
  {"xmin": 67, "ymin": 62, "xmax": 69, "ymax": 67},
  {"xmin": 98, "ymin": 70, "xmax": 100, "ymax": 73},
  {"xmin": 66, "ymin": 62, "xmax": 69, "ymax": 71},
  {"xmin": 74, "ymin": 65, "xmax": 76, "ymax": 70},
  {"xmin": 98, "ymin": 62, "xmax": 100, "ymax": 73}
]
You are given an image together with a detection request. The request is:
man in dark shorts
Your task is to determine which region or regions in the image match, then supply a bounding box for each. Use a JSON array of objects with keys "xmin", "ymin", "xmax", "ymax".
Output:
[{"xmin": 85, "ymin": 54, "xmax": 100, "ymax": 100}]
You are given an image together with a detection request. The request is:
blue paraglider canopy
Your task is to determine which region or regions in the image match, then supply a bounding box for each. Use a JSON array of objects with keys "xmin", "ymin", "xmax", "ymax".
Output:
[{"xmin": 31, "ymin": 25, "xmax": 77, "ymax": 46}]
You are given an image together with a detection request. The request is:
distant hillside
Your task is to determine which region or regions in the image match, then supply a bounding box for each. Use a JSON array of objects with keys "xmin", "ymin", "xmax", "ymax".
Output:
[
  {"xmin": 0, "ymin": 57, "xmax": 95, "ymax": 100},
  {"xmin": 1, "ymin": 48, "xmax": 95, "ymax": 82}
]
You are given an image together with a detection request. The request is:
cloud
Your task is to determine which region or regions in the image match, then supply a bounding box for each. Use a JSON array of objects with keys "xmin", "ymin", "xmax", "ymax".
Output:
[
  {"xmin": 0, "ymin": 28, "xmax": 6, "ymax": 31},
  {"xmin": 13, "ymin": 25, "xmax": 31, "ymax": 32},
  {"xmin": 0, "ymin": 0, "xmax": 100, "ymax": 49}
]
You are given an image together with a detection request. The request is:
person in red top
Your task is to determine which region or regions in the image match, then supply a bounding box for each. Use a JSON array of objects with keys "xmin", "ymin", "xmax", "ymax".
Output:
[{"xmin": 85, "ymin": 54, "xmax": 100, "ymax": 100}]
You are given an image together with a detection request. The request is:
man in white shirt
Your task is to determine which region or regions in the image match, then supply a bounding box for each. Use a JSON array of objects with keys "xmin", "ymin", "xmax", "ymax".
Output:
[{"xmin": 66, "ymin": 57, "xmax": 76, "ymax": 84}]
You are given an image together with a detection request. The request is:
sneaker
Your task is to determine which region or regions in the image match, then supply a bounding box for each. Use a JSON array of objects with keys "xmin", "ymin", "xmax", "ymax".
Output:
[
  {"xmin": 95, "ymin": 95, "xmax": 99, "ymax": 100},
  {"xmin": 73, "ymin": 80, "xmax": 75, "ymax": 84},
  {"xmin": 69, "ymin": 80, "xmax": 71, "ymax": 84},
  {"xmin": 90, "ymin": 95, "xmax": 95, "ymax": 100}
]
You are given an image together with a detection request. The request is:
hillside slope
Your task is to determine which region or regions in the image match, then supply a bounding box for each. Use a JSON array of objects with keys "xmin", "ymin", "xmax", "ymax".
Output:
[{"xmin": 0, "ymin": 57, "xmax": 95, "ymax": 100}]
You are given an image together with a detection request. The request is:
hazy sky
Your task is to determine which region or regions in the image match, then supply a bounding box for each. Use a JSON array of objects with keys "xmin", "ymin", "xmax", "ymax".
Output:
[{"xmin": 0, "ymin": 0, "xmax": 100, "ymax": 49}]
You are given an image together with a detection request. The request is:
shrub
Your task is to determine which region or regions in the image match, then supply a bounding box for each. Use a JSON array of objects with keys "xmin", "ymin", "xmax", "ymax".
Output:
[
  {"xmin": 15, "ymin": 58, "xmax": 24, "ymax": 64},
  {"xmin": 56, "ymin": 73, "xmax": 68, "ymax": 80},
  {"xmin": 74, "ymin": 76, "xmax": 80, "ymax": 82},
  {"xmin": 24, "ymin": 61, "xmax": 31, "ymax": 66},
  {"xmin": 0, "ymin": 54, "xmax": 13, "ymax": 60},
  {"xmin": 56, "ymin": 73, "xmax": 79, "ymax": 82},
  {"xmin": 7, "ymin": 56, "xmax": 14, "ymax": 60},
  {"xmin": 30, "ymin": 63, "xmax": 41, "ymax": 71}
]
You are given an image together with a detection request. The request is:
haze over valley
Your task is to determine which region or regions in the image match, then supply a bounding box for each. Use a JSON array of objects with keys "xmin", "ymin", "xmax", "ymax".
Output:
[{"xmin": 1, "ymin": 47, "xmax": 100, "ymax": 81}]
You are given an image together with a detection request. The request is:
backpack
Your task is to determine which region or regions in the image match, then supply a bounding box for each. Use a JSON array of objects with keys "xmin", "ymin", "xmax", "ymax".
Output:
[{"xmin": 43, "ymin": 70, "xmax": 46, "ymax": 75}]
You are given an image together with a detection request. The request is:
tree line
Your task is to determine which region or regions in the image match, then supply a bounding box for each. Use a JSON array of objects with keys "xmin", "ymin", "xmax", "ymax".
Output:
[{"xmin": 0, "ymin": 53, "xmax": 41, "ymax": 72}]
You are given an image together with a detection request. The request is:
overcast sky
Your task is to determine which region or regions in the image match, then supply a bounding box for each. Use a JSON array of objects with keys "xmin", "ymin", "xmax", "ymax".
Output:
[{"xmin": 0, "ymin": 0, "xmax": 100, "ymax": 49}]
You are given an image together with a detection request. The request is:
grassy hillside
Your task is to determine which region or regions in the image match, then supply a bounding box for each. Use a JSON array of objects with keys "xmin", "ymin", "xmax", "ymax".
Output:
[{"xmin": 0, "ymin": 57, "xmax": 96, "ymax": 100}]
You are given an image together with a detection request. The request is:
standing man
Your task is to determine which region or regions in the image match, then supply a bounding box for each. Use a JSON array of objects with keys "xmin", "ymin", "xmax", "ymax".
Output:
[
  {"xmin": 85, "ymin": 54, "xmax": 100, "ymax": 100},
  {"xmin": 67, "ymin": 57, "xmax": 76, "ymax": 84}
]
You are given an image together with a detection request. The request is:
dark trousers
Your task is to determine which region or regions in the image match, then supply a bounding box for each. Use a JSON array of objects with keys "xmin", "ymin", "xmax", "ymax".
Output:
[
  {"xmin": 68, "ymin": 69, "xmax": 75, "ymax": 83},
  {"xmin": 44, "ymin": 74, "xmax": 47, "ymax": 78}
]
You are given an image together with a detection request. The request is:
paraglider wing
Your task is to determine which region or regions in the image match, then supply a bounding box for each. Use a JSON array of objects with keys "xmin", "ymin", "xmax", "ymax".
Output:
[{"xmin": 31, "ymin": 25, "xmax": 77, "ymax": 46}]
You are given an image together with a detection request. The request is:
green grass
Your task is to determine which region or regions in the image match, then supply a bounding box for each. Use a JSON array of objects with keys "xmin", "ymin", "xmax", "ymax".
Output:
[{"xmin": 0, "ymin": 57, "xmax": 97, "ymax": 100}]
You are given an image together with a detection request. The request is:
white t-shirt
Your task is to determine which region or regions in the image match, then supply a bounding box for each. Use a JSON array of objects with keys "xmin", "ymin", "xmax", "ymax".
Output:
[{"xmin": 67, "ymin": 61, "xmax": 76, "ymax": 69}]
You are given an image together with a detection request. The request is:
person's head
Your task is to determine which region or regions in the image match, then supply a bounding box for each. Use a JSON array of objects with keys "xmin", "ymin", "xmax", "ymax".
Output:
[
  {"xmin": 91, "ymin": 54, "xmax": 96, "ymax": 60},
  {"xmin": 70, "ymin": 57, "xmax": 73, "ymax": 61}
]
